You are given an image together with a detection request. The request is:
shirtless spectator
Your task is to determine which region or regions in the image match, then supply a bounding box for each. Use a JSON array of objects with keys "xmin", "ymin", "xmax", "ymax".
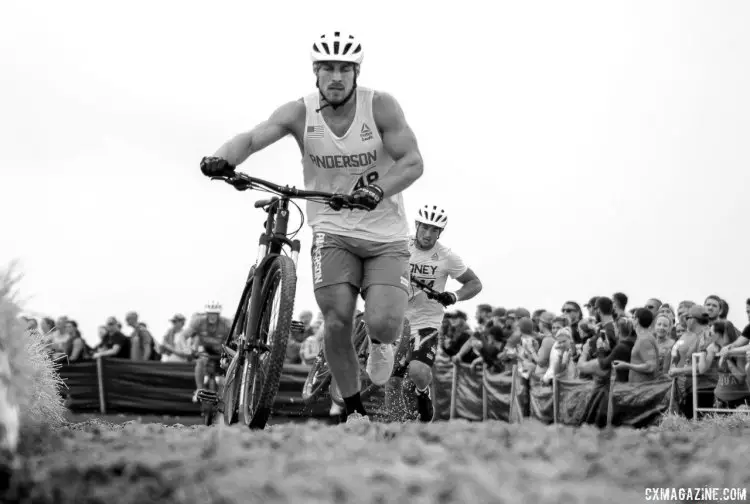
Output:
[
  {"xmin": 92, "ymin": 316, "xmax": 131, "ymax": 360},
  {"xmin": 613, "ymin": 308, "xmax": 659, "ymax": 383},
  {"xmin": 161, "ymin": 314, "xmax": 193, "ymax": 362}
]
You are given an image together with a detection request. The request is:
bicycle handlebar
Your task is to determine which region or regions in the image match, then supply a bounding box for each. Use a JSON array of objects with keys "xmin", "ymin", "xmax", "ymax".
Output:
[
  {"xmin": 211, "ymin": 172, "xmax": 365, "ymax": 210},
  {"xmin": 410, "ymin": 275, "xmax": 442, "ymax": 297}
]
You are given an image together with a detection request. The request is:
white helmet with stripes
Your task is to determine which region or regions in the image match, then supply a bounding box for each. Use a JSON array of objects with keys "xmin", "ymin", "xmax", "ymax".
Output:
[
  {"xmin": 415, "ymin": 205, "xmax": 448, "ymax": 229},
  {"xmin": 310, "ymin": 32, "xmax": 364, "ymax": 65}
]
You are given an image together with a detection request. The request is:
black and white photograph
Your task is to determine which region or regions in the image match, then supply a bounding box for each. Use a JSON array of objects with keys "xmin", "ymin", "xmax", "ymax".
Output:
[{"xmin": 1, "ymin": 0, "xmax": 749, "ymax": 502}]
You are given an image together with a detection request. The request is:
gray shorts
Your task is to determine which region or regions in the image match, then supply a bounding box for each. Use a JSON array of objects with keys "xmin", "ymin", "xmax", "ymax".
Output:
[{"xmin": 310, "ymin": 232, "xmax": 410, "ymax": 295}]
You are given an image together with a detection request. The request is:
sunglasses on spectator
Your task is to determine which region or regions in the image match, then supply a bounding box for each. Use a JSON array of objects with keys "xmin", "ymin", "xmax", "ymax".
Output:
[
  {"xmin": 562, "ymin": 308, "xmax": 575, "ymax": 313},
  {"xmin": 645, "ymin": 305, "xmax": 656, "ymax": 310}
]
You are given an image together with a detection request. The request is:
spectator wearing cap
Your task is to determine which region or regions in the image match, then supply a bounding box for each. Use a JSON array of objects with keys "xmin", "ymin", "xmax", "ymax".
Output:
[
  {"xmin": 561, "ymin": 301, "xmax": 583, "ymax": 344},
  {"xmin": 161, "ymin": 314, "xmax": 192, "ymax": 362},
  {"xmin": 653, "ymin": 312, "xmax": 676, "ymax": 375},
  {"xmin": 92, "ymin": 316, "xmax": 131, "ymax": 360},
  {"xmin": 668, "ymin": 305, "xmax": 714, "ymax": 419},
  {"xmin": 613, "ymin": 308, "xmax": 659, "ymax": 383}
]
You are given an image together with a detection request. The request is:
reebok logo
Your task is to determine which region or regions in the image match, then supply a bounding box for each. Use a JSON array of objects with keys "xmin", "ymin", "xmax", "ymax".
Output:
[{"xmin": 360, "ymin": 123, "xmax": 373, "ymax": 142}]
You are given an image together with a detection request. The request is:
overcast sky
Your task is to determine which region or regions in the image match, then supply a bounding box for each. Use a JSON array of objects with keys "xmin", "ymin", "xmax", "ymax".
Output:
[{"xmin": 2, "ymin": 0, "xmax": 749, "ymax": 345}]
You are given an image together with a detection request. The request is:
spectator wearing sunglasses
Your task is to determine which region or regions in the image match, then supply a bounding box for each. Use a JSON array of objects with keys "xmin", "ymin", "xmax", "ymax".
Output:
[{"xmin": 561, "ymin": 301, "xmax": 583, "ymax": 344}]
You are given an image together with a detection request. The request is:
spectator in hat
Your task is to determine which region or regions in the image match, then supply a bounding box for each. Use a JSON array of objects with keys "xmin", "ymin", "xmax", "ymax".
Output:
[
  {"xmin": 161, "ymin": 314, "xmax": 192, "ymax": 362},
  {"xmin": 92, "ymin": 316, "xmax": 131, "ymax": 360}
]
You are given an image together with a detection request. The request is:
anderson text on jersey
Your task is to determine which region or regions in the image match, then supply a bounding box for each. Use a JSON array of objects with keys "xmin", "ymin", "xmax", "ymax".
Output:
[{"xmin": 308, "ymin": 150, "xmax": 377, "ymax": 170}]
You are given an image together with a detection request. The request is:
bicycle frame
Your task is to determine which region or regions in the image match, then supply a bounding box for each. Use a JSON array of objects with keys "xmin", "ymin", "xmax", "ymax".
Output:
[{"xmin": 234, "ymin": 197, "xmax": 301, "ymax": 354}]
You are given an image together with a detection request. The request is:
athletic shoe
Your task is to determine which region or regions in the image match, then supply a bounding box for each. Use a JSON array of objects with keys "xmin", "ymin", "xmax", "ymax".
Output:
[
  {"xmin": 345, "ymin": 412, "xmax": 371, "ymax": 425},
  {"xmin": 366, "ymin": 342, "xmax": 394, "ymax": 386}
]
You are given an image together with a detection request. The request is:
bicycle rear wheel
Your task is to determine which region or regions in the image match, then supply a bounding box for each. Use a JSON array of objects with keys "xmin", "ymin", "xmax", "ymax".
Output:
[{"xmin": 239, "ymin": 255, "xmax": 296, "ymax": 429}]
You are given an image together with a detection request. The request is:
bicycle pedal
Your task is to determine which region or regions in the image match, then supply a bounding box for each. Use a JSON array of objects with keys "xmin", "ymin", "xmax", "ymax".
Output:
[{"xmin": 197, "ymin": 390, "xmax": 219, "ymax": 404}]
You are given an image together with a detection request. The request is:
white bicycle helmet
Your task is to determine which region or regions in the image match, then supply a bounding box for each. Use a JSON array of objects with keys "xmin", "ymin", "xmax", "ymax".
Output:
[
  {"xmin": 204, "ymin": 300, "xmax": 222, "ymax": 314},
  {"xmin": 310, "ymin": 32, "xmax": 364, "ymax": 65},
  {"xmin": 415, "ymin": 205, "xmax": 448, "ymax": 229}
]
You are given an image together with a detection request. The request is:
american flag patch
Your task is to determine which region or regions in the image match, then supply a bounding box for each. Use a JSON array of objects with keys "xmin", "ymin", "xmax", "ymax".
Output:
[{"xmin": 307, "ymin": 125, "xmax": 324, "ymax": 139}]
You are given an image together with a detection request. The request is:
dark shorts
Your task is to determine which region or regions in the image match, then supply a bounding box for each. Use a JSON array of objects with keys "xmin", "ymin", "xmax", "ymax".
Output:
[
  {"xmin": 310, "ymin": 231, "xmax": 410, "ymax": 295},
  {"xmin": 392, "ymin": 327, "xmax": 439, "ymax": 378}
]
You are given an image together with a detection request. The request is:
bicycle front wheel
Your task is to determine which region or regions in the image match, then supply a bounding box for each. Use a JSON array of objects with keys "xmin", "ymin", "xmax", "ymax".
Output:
[{"xmin": 239, "ymin": 255, "xmax": 297, "ymax": 429}]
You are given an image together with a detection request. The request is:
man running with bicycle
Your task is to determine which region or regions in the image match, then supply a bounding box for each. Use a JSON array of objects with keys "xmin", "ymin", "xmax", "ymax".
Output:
[
  {"xmin": 392, "ymin": 205, "xmax": 482, "ymax": 422},
  {"xmin": 200, "ymin": 32, "xmax": 424, "ymax": 424}
]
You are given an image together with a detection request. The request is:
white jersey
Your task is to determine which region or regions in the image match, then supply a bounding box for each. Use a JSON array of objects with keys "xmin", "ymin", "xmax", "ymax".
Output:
[
  {"xmin": 406, "ymin": 237, "xmax": 468, "ymax": 332},
  {"xmin": 301, "ymin": 87, "xmax": 410, "ymax": 242}
]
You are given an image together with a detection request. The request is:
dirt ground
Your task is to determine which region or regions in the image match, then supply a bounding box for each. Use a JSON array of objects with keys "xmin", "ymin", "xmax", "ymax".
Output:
[{"xmin": 3, "ymin": 413, "xmax": 750, "ymax": 504}]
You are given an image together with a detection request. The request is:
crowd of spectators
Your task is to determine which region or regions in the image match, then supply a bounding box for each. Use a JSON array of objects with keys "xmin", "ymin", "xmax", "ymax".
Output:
[
  {"xmin": 439, "ymin": 294, "xmax": 750, "ymax": 419},
  {"xmin": 20, "ymin": 293, "xmax": 750, "ymax": 421}
]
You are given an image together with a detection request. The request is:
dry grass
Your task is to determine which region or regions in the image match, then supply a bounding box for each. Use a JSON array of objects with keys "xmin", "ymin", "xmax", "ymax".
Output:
[{"xmin": 0, "ymin": 263, "xmax": 66, "ymax": 454}]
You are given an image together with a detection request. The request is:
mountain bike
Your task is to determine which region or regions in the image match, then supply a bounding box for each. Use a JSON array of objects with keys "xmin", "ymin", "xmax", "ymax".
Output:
[
  {"xmin": 209, "ymin": 172, "xmax": 361, "ymax": 430},
  {"xmin": 301, "ymin": 275, "xmax": 444, "ymax": 408}
]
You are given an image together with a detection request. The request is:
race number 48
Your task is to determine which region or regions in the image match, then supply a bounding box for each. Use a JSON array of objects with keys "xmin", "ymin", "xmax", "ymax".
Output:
[{"xmin": 354, "ymin": 171, "xmax": 379, "ymax": 191}]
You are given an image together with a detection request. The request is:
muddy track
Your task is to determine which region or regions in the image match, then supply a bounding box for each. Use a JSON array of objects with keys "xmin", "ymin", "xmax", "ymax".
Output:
[{"xmin": 3, "ymin": 418, "xmax": 749, "ymax": 504}]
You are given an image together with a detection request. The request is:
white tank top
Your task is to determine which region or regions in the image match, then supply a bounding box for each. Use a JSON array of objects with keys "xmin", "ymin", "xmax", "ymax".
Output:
[
  {"xmin": 405, "ymin": 237, "xmax": 468, "ymax": 332},
  {"xmin": 301, "ymin": 87, "xmax": 409, "ymax": 242}
]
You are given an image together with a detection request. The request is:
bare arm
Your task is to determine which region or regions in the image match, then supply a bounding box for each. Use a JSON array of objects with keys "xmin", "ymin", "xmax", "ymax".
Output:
[
  {"xmin": 453, "ymin": 268, "xmax": 482, "ymax": 302},
  {"xmin": 372, "ymin": 92, "xmax": 424, "ymax": 197},
  {"xmin": 214, "ymin": 100, "xmax": 304, "ymax": 166}
]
